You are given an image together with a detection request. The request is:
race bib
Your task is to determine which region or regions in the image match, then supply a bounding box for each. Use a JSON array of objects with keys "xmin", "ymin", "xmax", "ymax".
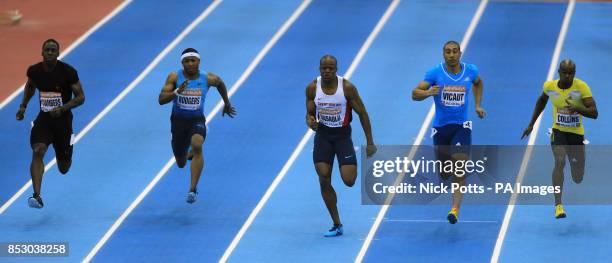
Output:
[
  {"xmin": 556, "ymin": 108, "xmax": 580, "ymax": 127},
  {"xmin": 176, "ymin": 89, "xmax": 202, "ymax": 110},
  {"xmin": 317, "ymin": 103, "xmax": 343, "ymax": 127},
  {"xmin": 441, "ymin": 85, "xmax": 466, "ymax": 107},
  {"xmin": 40, "ymin": 92, "xmax": 63, "ymax": 112}
]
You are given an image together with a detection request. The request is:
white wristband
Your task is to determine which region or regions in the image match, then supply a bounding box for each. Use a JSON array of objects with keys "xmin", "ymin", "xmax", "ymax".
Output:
[{"xmin": 174, "ymin": 89, "xmax": 179, "ymax": 96}]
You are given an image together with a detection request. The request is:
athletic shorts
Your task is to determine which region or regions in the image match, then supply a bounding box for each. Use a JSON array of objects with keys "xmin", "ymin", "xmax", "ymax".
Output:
[
  {"xmin": 30, "ymin": 112, "xmax": 74, "ymax": 163},
  {"xmin": 432, "ymin": 122, "xmax": 472, "ymax": 180},
  {"xmin": 171, "ymin": 115, "xmax": 206, "ymax": 163},
  {"xmin": 551, "ymin": 128, "xmax": 585, "ymax": 171},
  {"xmin": 551, "ymin": 128, "xmax": 584, "ymax": 145},
  {"xmin": 313, "ymin": 125, "xmax": 356, "ymax": 166},
  {"xmin": 432, "ymin": 121, "xmax": 472, "ymax": 146}
]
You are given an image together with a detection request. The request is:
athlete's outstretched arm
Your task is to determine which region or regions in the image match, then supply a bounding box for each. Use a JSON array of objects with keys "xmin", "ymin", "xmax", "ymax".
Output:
[
  {"xmin": 158, "ymin": 72, "xmax": 181, "ymax": 105},
  {"xmin": 16, "ymin": 79, "xmax": 36, "ymax": 120},
  {"xmin": 305, "ymin": 81, "xmax": 317, "ymax": 131},
  {"xmin": 207, "ymin": 72, "xmax": 236, "ymax": 118},
  {"xmin": 472, "ymin": 76, "xmax": 486, "ymax": 118},
  {"xmin": 412, "ymin": 81, "xmax": 439, "ymax": 101},
  {"xmin": 345, "ymin": 80, "xmax": 376, "ymax": 157},
  {"xmin": 567, "ymin": 97, "xmax": 598, "ymax": 119},
  {"xmin": 522, "ymin": 92, "xmax": 549, "ymax": 139}
]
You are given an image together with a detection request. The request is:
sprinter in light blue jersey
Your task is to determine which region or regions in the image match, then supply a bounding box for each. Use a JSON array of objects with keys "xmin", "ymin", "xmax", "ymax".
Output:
[
  {"xmin": 412, "ymin": 41, "xmax": 486, "ymax": 224},
  {"xmin": 158, "ymin": 48, "xmax": 236, "ymax": 204}
]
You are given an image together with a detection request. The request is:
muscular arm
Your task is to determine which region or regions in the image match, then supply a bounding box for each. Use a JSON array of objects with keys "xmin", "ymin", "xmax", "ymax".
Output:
[
  {"xmin": 472, "ymin": 76, "xmax": 486, "ymax": 118},
  {"xmin": 345, "ymin": 80, "xmax": 374, "ymax": 145},
  {"xmin": 522, "ymin": 92, "xmax": 548, "ymax": 139},
  {"xmin": 208, "ymin": 72, "xmax": 236, "ymax": 117},
  {"xmin": 63, "ymin": 81, "xmax": 85, "ymax": 110},
  {"xmin": 16, "ymin": 79, "xmax": 36, "ymax": 120},
  {"xmin": 529, "ymin": 93, "xmax": 548, "ymax": 127},
  {"xmin": 158, "ymin": 72, "xmax": 178, "ymax": 105},
  {"xmin": 20, "ymin": 79, "xmax": 36, "ymax": 108},
  {"xmin": 472, "ymin": 76, "xmax": 483, "ymax": 108},
  {"xmin": 208, "ymin": 72, "xmax": 230, "ymax": 104},
  {"xmin": 572, "ymin": 97, "xmax": 598, "ymax": 119},
  {"xmin": 412, "ymin": 81, "xmax": 436, "ymax": 101},
  {"xmin": 305, "ymin": 81, "xmax": 317, "ymax": 130}
]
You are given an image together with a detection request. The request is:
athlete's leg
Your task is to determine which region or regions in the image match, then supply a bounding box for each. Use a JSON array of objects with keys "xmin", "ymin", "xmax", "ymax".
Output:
[
  {"xmin": 337, "ymin": 137, "xmax": 357, "ymax": 187},
  {"xmin": 551, "ymin": 145, "xmax": 567, "ymax": 206},
  {"xmin": 550, "ymin": 129, "xmax": 569, "ymax": 218},
  {"xmin": 29, "ymin": 116, "xmax": 52, "ymax": 199},
  {"xmin": 30, "ymin": 143, "xmax": 48, "ymax": 197},
  {"xmin": 567, "ymin": 135, "xmax": 585, "ymax": 184},
  {"xmin": 316, "ymin": 162, "xmax": 340, "ymax": 226},
  {"xmin": 339, "ymin": 165, "xmax": 357, "ymax": 187},
  {"xmin": 447, "ymin": 124, "xmax": 471, "ymax": 224},
  {"xmin": 171, "ymin": 122, "xmax": 190, "ymax": 168},
  {"xmin": 433, "ymin": 126, "xmax": 453, "ymax": 180},
  {"xmin": 569, "ymin": 145, "xmax": 584, "ymax": 184},
  {"xmin": 55, "ymin": 146, "xmax": 73, "ymax": 174},
  {"xmin": 54, "ymin": 115, "xmax": 74, "ymax": 174},
  {"xmin": 451, "ymin": 124, "xmax": 471, "ymax": 209},
  {"xmin": 314, "ymin": 133, "xmax": 340, "ymax": 226},
  {"xmin": 189, "ymin": 134, "xmax": 204, "ymax": 193},
  {"xmin": 450, "ymin": 152, "xmax": 468, "ymax": 209}
]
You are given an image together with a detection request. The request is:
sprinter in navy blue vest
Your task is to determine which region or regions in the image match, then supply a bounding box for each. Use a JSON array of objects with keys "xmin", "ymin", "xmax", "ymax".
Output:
[{"xmin": 158, "ymin": 48, "xmax": 236, "ymax": 204}]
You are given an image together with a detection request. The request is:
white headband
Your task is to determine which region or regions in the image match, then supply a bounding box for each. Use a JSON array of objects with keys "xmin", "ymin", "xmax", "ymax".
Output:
[{"xmin": 181, "ymin": 52, "xmax": 200, "ymax": 60}]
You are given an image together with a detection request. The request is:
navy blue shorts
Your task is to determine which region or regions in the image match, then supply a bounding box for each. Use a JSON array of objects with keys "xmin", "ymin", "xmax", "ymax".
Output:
[
  {"xmin": 432, "ymin": 122, "xmax": 472, "ymax": 146},
  {"xmin": 171, "ymin": 115, "xmax": 206, "ymax": 165},
  {"xmin": 432, "ymin": 122, "xmax": 472, "ymax": 180},
  {"xmin": 313, "ymin": 125, "xmax": 356, "ymax": 166},
  {"xmin": 432, "ymin": 122, "xmax": 472, "ymax": 160}
]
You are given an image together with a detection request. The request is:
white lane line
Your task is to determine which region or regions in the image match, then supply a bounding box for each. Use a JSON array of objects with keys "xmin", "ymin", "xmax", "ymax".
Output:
[
  {"xmin": 219, "ymin": 1, "xmax": 402, "ymax": 262},
  {"xmin": 83, "ymin": 1, "xmax": 312, "ymax": 262},
  {"xmin": 490, "ymin": 1, "xmax": 575, "ymax": 262},
  {"xmin": 0, "ymin": 0, "xmax": 223, "ymax": 215},
  {"xmin": 355, "ymin": 1, "xmax": 489, "ymax": 262}
]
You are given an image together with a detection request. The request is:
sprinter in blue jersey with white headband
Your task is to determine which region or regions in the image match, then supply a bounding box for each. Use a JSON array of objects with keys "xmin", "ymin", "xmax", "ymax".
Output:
[
  {"xmin": 412, "ymin": 41, "xmax": 486, "ymax": 224},
  {"xmin": 158, "ymin": 48, "xmax": 236, "ymax": 204}
]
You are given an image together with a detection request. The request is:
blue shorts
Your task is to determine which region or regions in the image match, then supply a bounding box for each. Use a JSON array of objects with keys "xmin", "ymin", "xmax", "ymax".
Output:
[
  {"xmin": 432, "ymin": 122, "xmax": 472, "ymax": 146},
  {"xmin": 171, "ymin": 115, "xmax": 206, "ymax": 165},
  {"xmin": 313, "ymin": 125, "xmax": 356, "ymax": 166},
  {"xmin": 432, "ymin": 122, "xmax": 472, "ymax": 180}
]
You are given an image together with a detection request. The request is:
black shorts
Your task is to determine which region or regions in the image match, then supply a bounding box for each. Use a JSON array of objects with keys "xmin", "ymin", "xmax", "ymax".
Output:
[
  {"xmin": 30, "ymin": 112, "xmax": 74, "ymax": 163},
  {"xmin": 551, "ymin": 128, "xmax": 584, "ymax": 145},
  {"xmin": 171, "ymin": 115, "xmax": 206, "ymax": 163},
  {"xmin": 313, "ymin": 125, "xmax": 356, "ymax": 166},
  {"xmin": 551, "ymin": 129, "xmax": 585, "ymax": 170}
]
